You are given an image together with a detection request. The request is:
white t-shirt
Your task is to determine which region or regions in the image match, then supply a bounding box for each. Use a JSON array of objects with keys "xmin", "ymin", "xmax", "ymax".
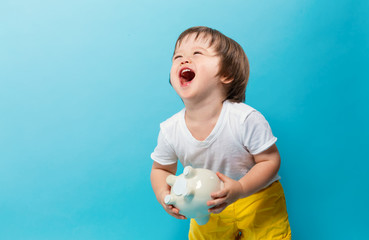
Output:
[{"xmin": 151, "ymin": 100, "xmax": 280, "ymax": 186}]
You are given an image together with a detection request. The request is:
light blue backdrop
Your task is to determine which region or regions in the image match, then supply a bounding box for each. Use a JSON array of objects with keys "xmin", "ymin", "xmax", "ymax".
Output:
[{"xmin": 1, "ymin": 0, "xmax": 368, "ymax": 239}]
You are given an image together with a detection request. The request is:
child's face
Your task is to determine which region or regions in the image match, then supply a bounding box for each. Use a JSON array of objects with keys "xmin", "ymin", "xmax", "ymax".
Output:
[{"xmin": 170, "ymin": 34, "xmax": 227, "ymax": 103}]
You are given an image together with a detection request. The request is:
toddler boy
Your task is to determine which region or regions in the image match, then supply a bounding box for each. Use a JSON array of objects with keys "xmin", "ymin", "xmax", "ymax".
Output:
[{"xmin": 151, "ymin": 26, "xmax": 291, "ymax": 240}]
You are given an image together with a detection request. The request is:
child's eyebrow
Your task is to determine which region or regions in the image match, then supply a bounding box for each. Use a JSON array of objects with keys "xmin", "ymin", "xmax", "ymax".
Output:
[
  {"xmin": 174, "ymin": 46, "xmax": 208, "ymax": 54},
  {"xmin": 193, "ymin": 46, "xmax": 207, "ymax": 51},
  {"xmin": 172, "ymin": 43, "xmax": 213, "ymax": 58}
]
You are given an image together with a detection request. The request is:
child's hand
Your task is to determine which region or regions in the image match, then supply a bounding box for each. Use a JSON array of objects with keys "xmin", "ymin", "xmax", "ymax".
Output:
[
  {"xmin": 207, "ymin": 172, "xmax": 243, "ymax": 214},
  {"xmin": 160, "ymin": 190, "xmax": 187, "ymax": 220}
]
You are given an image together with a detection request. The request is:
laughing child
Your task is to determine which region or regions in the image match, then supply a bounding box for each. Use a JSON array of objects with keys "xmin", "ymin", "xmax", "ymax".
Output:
[{"xmin": 150, "ymin": 26, "xmax": 291, "ymax": 240}]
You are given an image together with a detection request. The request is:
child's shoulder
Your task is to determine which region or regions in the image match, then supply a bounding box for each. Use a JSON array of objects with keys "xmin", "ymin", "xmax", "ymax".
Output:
[
  {"xmin": 226, "ymin": 101, "xmax": 257, "ymax": 123},
  {"xmin": 159, "ymin": 108, "xmax": 184, "ymax": 130}
]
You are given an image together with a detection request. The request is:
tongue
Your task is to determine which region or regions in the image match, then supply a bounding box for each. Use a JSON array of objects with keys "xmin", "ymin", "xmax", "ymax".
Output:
[{"xmin": 181, "ymin": 71, "xmax": 195, "ymax": 81}]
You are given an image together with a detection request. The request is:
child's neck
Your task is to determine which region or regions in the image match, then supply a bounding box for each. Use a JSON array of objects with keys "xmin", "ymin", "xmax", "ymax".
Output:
[
  {"xmin": 183, "ymin": 98, "xmax": 224, "ymax": 141},
  {"xmin": 185, "ymin": 100, "xmax": 223, "ymax": 122}
]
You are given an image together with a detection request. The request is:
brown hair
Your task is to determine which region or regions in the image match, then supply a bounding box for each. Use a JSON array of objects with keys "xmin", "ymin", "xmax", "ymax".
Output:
[{"xmin": 174, "ymin": 26, "xmax": 250, "ymax": 103}]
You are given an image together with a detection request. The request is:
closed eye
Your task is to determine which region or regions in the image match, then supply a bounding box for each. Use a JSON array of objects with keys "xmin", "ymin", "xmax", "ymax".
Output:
[
  {"xmin": 173, "ymin": 55, "xmax": 182, "ymax": 60},
  {"xmin": 194, "ymin": 51, "xmax": 202, "ymax": 55}
]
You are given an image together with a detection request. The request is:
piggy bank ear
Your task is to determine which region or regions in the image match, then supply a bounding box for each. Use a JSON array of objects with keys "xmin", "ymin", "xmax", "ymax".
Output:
[{"xmin": 183, "ymin": 166, "xmax": 195, "ymax": 178}]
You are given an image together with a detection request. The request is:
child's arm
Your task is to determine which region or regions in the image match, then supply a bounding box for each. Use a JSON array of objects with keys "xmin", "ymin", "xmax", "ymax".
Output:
[
  {"xmin": 150, "ymin": 161, "xmax": 187, "ymax": 219},
  {"xmin": 207, "ymin": 144, "xmax": 281, "ymax": 214}
]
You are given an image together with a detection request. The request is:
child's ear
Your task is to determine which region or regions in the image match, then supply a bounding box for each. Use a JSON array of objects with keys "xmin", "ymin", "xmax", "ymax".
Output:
[{"xmin": 220, "ymin": 76, "xmax": 233, "ymax": 84}]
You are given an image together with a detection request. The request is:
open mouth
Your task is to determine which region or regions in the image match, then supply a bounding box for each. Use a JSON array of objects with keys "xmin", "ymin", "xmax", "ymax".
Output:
[{"xmin": 179, "ymin": 68, "xmax": 195, "ymax": 86}]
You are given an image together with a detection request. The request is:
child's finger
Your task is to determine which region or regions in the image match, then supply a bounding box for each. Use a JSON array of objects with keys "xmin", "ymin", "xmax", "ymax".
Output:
[
  {"xmin": 166, "ymin": 205, "xmax": 178, "ymax": 213},
  {"xmin": 166, "ymin": 205, "xmax": 185, "ymax": 218},
  {"xmin": 208, "ymin": 202, "xmax": 227, "ymax": 214},
  {"xmin": 207, "ymin": 196, "xmax": 226, "ymax": 207},
  {"xmin": 171, "ymin": 211, "xmax": 187, "ymax": 219},
  {"xmin": 171, "ymin": 207, "xmax": 180, "ymax": 214},
  {"xmin": 216, "ymin": 172, "xmax": 231, "ymax": 182},
  {"xmin": 211, "ymin": 188, "xmax": 228, "ymax": 199}
]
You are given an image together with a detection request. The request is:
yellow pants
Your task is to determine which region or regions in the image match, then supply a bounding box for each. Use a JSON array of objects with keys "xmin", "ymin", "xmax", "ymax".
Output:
[{"xmin": 189, "ymin": 181, "xmax": 291, "ymax": 240}]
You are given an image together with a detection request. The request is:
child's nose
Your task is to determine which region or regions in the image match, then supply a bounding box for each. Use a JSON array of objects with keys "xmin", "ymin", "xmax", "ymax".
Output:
[{"xmin": 180, "ymin": 59, "xmax": 191, "ymax": 65}]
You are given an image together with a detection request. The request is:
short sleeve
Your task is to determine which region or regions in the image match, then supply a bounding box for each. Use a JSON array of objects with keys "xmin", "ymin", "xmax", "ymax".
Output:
[
  {"xmin": 242, "ymin": 111, "xmax": 277, "ymax": 155},
  {"xmin": 151, "ymin": 128, "xmax": 178, "ymax": 165}
]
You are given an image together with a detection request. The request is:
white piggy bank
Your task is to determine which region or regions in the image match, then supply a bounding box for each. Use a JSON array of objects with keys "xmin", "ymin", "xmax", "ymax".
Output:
[{"xmin": 164, "ymin": 166, "xmax": 224, "ymax": 225}]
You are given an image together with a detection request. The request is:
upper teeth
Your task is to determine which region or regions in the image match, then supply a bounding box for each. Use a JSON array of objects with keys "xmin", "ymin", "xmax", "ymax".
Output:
[{"xmin": 181, "ymin": 69, "xmax": 191, "ymax": 74}]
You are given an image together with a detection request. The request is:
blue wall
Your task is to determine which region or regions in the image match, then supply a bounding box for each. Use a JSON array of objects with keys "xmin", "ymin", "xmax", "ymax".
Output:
[{"xmin": 1, "ymin": 0, "xmax": 368, "ymax": 239}]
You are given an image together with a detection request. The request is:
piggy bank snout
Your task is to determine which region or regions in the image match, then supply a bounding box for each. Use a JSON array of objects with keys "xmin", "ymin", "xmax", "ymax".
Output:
[{"xmin": 164, "ymin": 174, "xmax": 193, "ymax": 205}]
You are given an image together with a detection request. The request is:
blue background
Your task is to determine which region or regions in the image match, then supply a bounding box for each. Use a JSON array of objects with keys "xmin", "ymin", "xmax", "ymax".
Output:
[{"xmin": 1, "ymin": 0, "xmax": 368, "ymax": 239}]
